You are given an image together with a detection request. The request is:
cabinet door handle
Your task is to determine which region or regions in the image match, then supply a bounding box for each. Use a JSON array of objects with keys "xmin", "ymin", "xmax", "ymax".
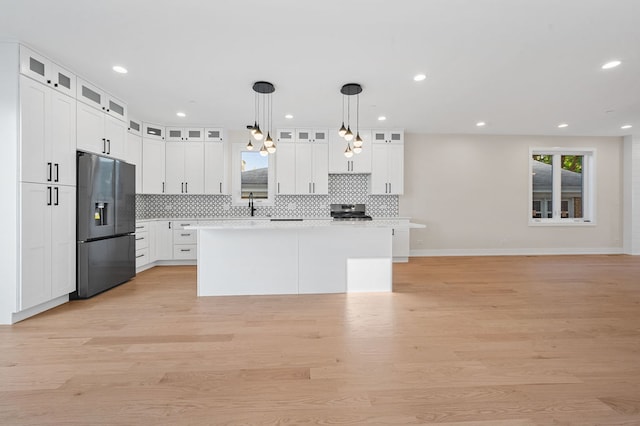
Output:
[
  {"xmin": 309, "ymin": 182, "xmax": 311, "ymax": 193},
  {"xmin": 180, "ymin": 223, "xmax": 191, "ymax": 227},
  {"xmin": 277, "ymin": 182, "xmax": 280, "ymax": 194},
  {"xmin": 169, "ymin": 222, "xmax": 172, "ymax": 229},
  {"xmin": 136, "ymin": 254, "xmax": 145, "ymax": 258},
  {"xmin": 135, "ymin": 225, "xmax": 144, "ymax": 229},
  {"xmin": 107, "ymin": 139, "xmax": 111, "ymax": 154},
  {"xmin": 136, "ymin": 237, "xmax": 144, "ymax": 241},
  {"xmin": 185, "ymin": 182, "xmax": 188, "ymax": 193},
  {"xmin": 102, "ymin": 138, "xmax": 106, "ymax": 153},
  {"xmin": 46, "ymin": 186, "xmax": 52, "ymax": 206},
  {"xmin": 54, "ymin": 187, "xmax": 59, "ymax": 205},
  {"xmin": 180, "ymin": 233, "xmax": 190, "ymax": 237},
  {"xmin": 180, "ymin": 249, "xmax": 191, "ymax": 252},
  {"xmin": 46, "ymin": 79, "xmax": 51, "ymax": 84},
  {"xmin": 219, "ymin": 182, "xmax": 222, "ymax": 193},
  {"xmin": 47, "ymin": 162, "xmax": 52, "ymax": 182},
  {"xmin": 313, "ymin": 182, "xmax": 315, "ymax": 193},
  {"xmin": 388, "ymin": 183, "xmax": 391, "ymax": 193},
  {"xmin": 54, "ymin": 83, "xmax": 58, "ymax": 87},
  {"xmin": 54, "ymin": 163, "xmax": 59, "ymax": 182},
  {"xmin": 181, "ymin": 182, "xmax": 184, "ymax": 193},
  {"xmin": 162, "ymin": 182, "xmax": 165, "ymax": 193}
]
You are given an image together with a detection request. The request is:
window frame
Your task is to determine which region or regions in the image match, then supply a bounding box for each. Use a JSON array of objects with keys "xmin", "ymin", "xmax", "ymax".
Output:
[
  {"xmin": 529, "ymin": 147, "xmax": 596, "ymax": 226},
  {"xmin": 231, "ymin": 142, "xmax": 276, "ymax": 207}
]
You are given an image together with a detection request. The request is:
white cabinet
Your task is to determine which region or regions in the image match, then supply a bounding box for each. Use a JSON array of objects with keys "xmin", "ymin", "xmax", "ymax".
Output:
[
  {"xmin": 77, "ymin": 101, "xmax": 127, "ymax": 159},
  {"xmin": 392, "ymin": 227, "xmax": 410, "ymax": 262},
  {"xmin": 204, "ymin": 142, "xmax": 227, "ymax": 194},
  {"xmin": 143, "ymin": 122, "xmax": 165, "ymax": 140},
  {"xmin": 370, "ymin": 143, "xmax": 404, "ymax": 195},
  {"xmin": 76, "ymin": 77, "xmax": 127, "ymax": 122},
  {"xmin": 165, "ymin": 142, "xmax": 205, "ymax": 194},
  {"xmin": 295, "ymin": 143, "xmax": 328, "ymax": 194},
  {"xmin": 276, "ymin": 129, "xmax": 295, "ymax": 143},
  {"xmin": 329, "ymin": 130, "xmax": 372, "ymax": 174},
  {"xmin": 19, "ymin": 45, "xmax": 76, "ymax": 97},
  {"xmin": 125, "ymin": 129, "xmax": 143, "ymax": 193},
  {"xmin": 20, "ymin": 183, "xmax": 76, "ymax": 310},
  {"xmin": 128, "ymin": 118, "xmax": 142, "ymax": 136},
  {"xmin": 296, "ymin": 129, "xmax": 328, "ymax": 143},
  {"xmin": 142, "ymin": 138, "xmax": 166, "ymax": 194},
  {"xmin": 204, "ymin": 128, "xmax": 224, "ymax": 142},
  {"xmin": 173, "ymin": 221, "xmax": 197, "ymax": 260},
  {"xmin": 166, "ymin": 127, "xmax": 204, "ymax": 141},
  {"xmin": 135, "ymin": 221, "xmax": 150, "ymax": 268},
  {"xmin": 372, "ymin": 129, "xmax": 404, "ymax": 144},
  {"xmin": 152, "ymin": 220, "xmax": 174, "ymax": 261},
  {"xmin": 20, "ymin": 75, "xmax": 76, "ymax": 187},
  {"xmin": 275, "ymin": 143, "xmax": 296, "ymax": 195}
]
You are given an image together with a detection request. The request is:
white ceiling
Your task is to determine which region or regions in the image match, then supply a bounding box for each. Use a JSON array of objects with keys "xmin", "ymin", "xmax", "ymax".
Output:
[{"xmin": 1, "ymin": 0, "xmax": 639, "ymax": 137}]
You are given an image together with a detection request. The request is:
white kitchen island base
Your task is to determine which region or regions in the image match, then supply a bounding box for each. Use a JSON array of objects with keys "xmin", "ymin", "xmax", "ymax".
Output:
[{"xmin": 194, "ymin": 222, "xmax": 393, "ymax": 296}]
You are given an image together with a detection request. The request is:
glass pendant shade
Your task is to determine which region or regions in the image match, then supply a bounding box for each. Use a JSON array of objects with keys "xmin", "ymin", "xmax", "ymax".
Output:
[
  {"xmin": 267, "ymin": 144, "xmax": 276, "ymax": 154},
  {"xmin": 344, "ymin": 127, "xmax": 354, "ymax": 141},
  {"xmin": 246, "ymin": 139, "xmax": 254, "ymax": 150},
  {"xmin": 253, "ymin": 126, "xmax": 263, "ymax": 141},
  {"xmin": 353, "ymin": 133, "xmax": 363, "ymax": 148},
  {"xmin": 353, "ymin": 146, "xmax": 362, "ymax": 154},
  {"xmin": 251, "ymin": 121, "xmax": 258, "ymax": 135},
  {"xmin": 264, "ymin": 133, "xmax": 274, "ymax": 147},
  {"xmin": 259, "ymin": 143, "xmax": 268, "ymax": 156},
  {"xmin": 338, "ymin": 122, "xmax": 347, "ymax": 137},
  {"xmin": 344, "ymin": 143, "xmax": 353, "ymax": 158}
]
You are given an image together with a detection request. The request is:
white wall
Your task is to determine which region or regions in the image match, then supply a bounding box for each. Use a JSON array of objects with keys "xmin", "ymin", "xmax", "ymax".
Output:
[
  {"xmin": 623, "ymin": 135, "xmax": 640, "ymax": 254},
  {"xmin": 0, "ymin": 42, "xmax": 19, "ymax": 323},
  {"xmin": 400, "ymin": 133, "xmax": 623, "ymax": 255}
]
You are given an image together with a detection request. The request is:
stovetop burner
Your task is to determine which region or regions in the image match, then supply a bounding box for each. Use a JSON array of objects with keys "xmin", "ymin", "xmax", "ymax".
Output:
[{"xmin": 330, "ymin": 203, "xmax": 373, "ymax": 221}]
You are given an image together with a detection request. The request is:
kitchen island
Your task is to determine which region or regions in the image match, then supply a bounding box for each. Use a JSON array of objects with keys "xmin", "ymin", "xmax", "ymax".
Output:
[{"xmin": 187, "ymin": 219, "xmax": 422, "ymax": 296}]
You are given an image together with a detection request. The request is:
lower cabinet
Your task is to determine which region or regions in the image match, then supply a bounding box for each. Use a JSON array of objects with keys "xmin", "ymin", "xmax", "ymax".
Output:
[
  {"xmin": 135, "ymin": 221, "xmax": 150, "ymax": 268},
  {"xmin": 173, "ymin": 221, "xmax": 197, "ymax": 260},
  {"xmin": 20, "ymin": 183, "xmax": 76, "ymax": 310},
  {"xmin": 392, "ymin": 227, "xmax": 410, "ymax": 262},
  {"xmin": 152, "ymin": 220, "xmax": 174, "ymax": 261}
]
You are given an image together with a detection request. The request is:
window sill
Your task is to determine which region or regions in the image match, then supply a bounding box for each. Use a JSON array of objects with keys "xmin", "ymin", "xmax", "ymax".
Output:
[{"xmin": 528, "ymin": 220, "xmax": 596, "ymax": 227}]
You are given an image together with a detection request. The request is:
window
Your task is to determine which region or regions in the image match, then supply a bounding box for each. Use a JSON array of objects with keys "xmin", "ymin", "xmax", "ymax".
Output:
[
  {"xmin": 231, "ymin": 143, "xmax": 275, "ymax": 206},
  {"xmin": 530, "ymin": 148, "xmax": 595, "ymax": 224}
]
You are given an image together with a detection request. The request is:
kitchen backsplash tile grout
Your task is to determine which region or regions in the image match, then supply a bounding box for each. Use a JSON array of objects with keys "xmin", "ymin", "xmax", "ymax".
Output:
[{"xmin": 136, "ymin": 174, "xmax": 398, "ymax": 219}]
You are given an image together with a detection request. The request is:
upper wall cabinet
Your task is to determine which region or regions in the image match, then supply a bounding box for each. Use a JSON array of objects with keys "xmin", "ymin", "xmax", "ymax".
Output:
[
  {"xmin": 77, "ymin": 102, "xmax": 127, "ymax": 160},
  {"xmin": 166, "ymin": 127, "xmax": 204, "ymax": 142},
  {"xmin": 328, "ymin": 130, "xmax": 372, "ymax": 174},
  {"xmin": 276, "ymin": 129, "xmax": 295, "ymax": 143},
  {"xmin": 296, "ymin": 129, "xmax": 328, "ymax": 143},
  {"xmin": 143, "ymin": 122, "xmax": 165, "ymax": 140},
  {"xmin": 76, "ymin": 78, "xmax": 127, "ymax": 122},
  {"xmin": 19, "ymin": 46, "xmax": 76, "ymax": 98},
  {"xmin": 204, "ymin": 128, "xmax": 224, "ymax": 142},
  {"xmin": 128, "ymin": 118, "xmax": 142, "ymax": 136},
  {"xmin": 372, "ymin": 130, "xmax": 404, "ymax": 144}
]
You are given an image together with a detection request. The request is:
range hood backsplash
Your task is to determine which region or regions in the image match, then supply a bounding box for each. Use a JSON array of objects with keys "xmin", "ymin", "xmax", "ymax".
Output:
[{"xmin": 136, "ymin": 174, "xmax": 399, "ymax": 219}]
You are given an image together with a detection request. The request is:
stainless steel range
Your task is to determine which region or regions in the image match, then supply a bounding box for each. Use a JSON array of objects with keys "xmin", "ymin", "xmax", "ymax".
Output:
[{"xmin": 330, "ymin": 204, "xmax": 373, "ymax": 221}]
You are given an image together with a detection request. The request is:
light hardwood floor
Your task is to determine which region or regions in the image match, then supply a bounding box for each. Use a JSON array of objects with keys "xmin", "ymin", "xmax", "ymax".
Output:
[{"xmin": 2, "ymin": 255, "xmax": 640, "ymax": 425}]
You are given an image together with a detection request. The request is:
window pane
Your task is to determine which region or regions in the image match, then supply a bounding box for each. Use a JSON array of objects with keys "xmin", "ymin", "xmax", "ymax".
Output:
[
  {"xmin": 532, "ymin": 155, "xmax": 552, "ymax": 219},
  {"xmin": 561, "ymin": 155, "xmax": 583, "ymax": 218},
  {"xmin": 241, "ymin": 152, "xmax": 268, "ymax": 199}
]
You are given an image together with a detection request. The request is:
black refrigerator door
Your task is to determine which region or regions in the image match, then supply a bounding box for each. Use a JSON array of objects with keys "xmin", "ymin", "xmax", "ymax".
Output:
[
  {"xmin": 115, "ymin": 160, "xmax": 136, "ymax": 235},
  {"xmin": 77, "ymin": 152, "xmax": 115, "ymax": 241},
  {"xmin": 75, "ymin": 234, "xmax": 135, "ymax": 298}
]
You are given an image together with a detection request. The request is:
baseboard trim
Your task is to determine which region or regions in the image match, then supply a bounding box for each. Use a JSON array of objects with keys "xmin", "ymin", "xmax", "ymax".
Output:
[
  {"xmin": 410, "ymin": 247, "xmax": 625, "ymax": 257},
  {"xmin": 12, "ymin": 295, "xmax": 69, "ymax": 324}
]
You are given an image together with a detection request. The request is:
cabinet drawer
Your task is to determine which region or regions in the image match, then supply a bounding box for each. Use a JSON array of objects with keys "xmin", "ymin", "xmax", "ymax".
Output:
[
  {"xmin": 136, "ymin": 248, "xmax": 149, "ymax": 268},
  {"xmin": 173, "ymin": 229, "xmax": 196, "ymax": 244},
  {"xmin": 173, "ymin": 244, "xmax": 197, "ymax": 260},
  {"xmin": 135, "ymin": 231, "xmax": 149, "ymax": 250},
  {"xmin": 173, "ymin": 221, "xmax": 196, "ymax": 230},
  {"xmin": 135, "ymin": 222, "xmax": 149, "ymax": 233}
]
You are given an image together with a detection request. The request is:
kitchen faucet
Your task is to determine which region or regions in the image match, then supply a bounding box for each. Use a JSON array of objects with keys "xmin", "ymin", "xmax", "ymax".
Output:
[{"xmin": 248, "ymin": 192, "xmax": 256, "ymax": 217}]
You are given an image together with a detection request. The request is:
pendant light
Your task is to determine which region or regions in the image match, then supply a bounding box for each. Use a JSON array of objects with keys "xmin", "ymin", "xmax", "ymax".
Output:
[
  {"xmin": 247, "ymin": 81, "xmax": 276, "ymax": 155},
  {"xmin": 353, "ymin": 93, "xmax": 363, "ymax": 150},
  {"xmin": 246, "ymin": 139, "xmax": 254, "ymax": 150},
  {"xmin": 338, "ymin": 95, "xmax": 347, "ymax": 137},
  {"xmin": 259, "ymin": 143, "xmax": 268, "ymax": 156},
  {"xmin": 340, "ymin": 83, "xmax": 362, "ymax": 157}
]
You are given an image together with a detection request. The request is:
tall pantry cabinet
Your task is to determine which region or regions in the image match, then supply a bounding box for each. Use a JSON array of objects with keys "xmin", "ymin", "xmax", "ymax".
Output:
[{"xmin": 0, "ymin": 43, "xmax": 77, "ymax": 324}]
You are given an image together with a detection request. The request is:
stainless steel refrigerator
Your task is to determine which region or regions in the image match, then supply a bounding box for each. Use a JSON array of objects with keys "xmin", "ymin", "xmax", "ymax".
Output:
[{"xmin": 74, "ymin": 151, "xmax": 136, "ymax": 298}]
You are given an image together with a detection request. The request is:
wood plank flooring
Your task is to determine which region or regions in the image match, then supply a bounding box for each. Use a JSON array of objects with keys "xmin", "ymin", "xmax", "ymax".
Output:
[{"xmin": 2, "ymin": 255, "xmax": 640, "ymax": 425}]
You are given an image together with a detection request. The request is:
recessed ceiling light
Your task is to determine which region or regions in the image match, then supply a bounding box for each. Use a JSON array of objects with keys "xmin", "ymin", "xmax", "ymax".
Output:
[
  {"xmin": 621, "ymin": 124, "xmax": 632, "ymax": 129},
  {"xmin": 176, "ymin": 112, "xmax": 186, "ymax": 117},
  {"xmin": 112, "ymin": 65, "xmax": 128, "ymax": 74},
  {"xmin": 378, "ymin": 116, "xmax": 386, "ymax": 121},
  {"xmin": 602, "ymin": 60, "xmax": 621, "ymax": 70},
  {"xmin": 285, "ymin": 114, "xmax": 293, "ymax": 119},
  {"xmin": 413, "ymin": 74, "xmax": 426, "ymax": 82},
  {"xmin": 558, "ymin": 123, "xmax": 568, "ymax": 128},
  {"xmin": 476, "ymin": 121, "xmax": 486, "ymax": 127}
]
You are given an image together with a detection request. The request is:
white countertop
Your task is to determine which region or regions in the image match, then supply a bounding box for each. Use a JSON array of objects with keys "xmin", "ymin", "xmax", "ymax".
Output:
[{"xmin": 185, "ymin": 219, "xmax": 425, "ymax": 230}]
